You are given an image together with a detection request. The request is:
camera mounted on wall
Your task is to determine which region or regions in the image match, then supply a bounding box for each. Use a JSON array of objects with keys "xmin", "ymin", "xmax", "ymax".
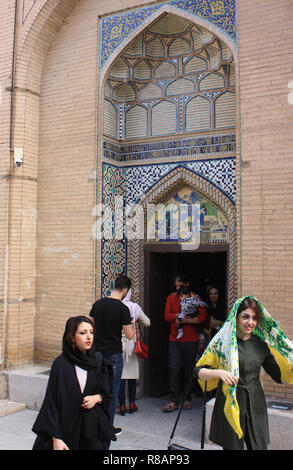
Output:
[{"xmin": 13, "ymin": 148, "xmax": 23, "ymax": 167}]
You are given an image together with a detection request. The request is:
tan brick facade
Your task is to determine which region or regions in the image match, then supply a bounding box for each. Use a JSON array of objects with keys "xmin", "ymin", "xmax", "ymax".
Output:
[
  {"xmin": 0, "ymin": 0, "xmax": 292, "ymax": 402},
  {"xmin": 237, "ymin": 0, "xmax": 293, "ymax": 400}
]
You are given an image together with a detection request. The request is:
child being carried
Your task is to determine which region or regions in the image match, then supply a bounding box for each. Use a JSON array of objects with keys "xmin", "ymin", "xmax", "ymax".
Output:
[{"xmin": 176, "ymin": 286, "xmax": 207, "ymax": 340}]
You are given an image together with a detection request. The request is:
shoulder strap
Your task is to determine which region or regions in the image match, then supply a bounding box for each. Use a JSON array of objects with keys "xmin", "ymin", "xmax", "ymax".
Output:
[{"xmin": 200, "ymin": 381, "xmax": 208, "ymax": 449}]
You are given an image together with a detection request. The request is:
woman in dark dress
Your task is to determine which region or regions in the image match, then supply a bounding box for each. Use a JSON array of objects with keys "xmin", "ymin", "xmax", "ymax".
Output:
[
  {"xmin": 206, "ymin": 286, "xmax": 226, "ymax": 338},
  {"xmin": 195, "ymin": 296, "xmax": 293, "ymax": 450},
  {"xmin": 32, "ymin": 316, "xmax": 116, "ymax": 450}
]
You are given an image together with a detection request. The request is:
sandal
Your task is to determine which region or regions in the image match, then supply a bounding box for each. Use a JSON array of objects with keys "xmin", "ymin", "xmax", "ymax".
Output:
[
  {"xmin": 183, "ymin": 401, "xmax": 192, "ymax": 410},
  {"xmin": 163, "ymin": 402, "xmax": 178, "ymax": 412}
]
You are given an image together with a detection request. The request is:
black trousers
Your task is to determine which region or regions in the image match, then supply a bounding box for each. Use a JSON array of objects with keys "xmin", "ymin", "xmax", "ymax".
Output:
[{"xmin": 168, "ymin": 341, "xmax": 198, "ymax": 404}]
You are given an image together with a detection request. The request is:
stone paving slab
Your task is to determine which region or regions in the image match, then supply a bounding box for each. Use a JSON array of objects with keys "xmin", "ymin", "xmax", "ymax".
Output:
[{"xmin": 0, "ymin": 400, "xmax": 26, "ymax": 418}]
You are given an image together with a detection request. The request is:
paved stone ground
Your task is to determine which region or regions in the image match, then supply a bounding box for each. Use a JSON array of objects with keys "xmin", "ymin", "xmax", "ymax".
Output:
[{"xmin": 0, "ymin": 395, "xmax": 220, "ymax": 451}]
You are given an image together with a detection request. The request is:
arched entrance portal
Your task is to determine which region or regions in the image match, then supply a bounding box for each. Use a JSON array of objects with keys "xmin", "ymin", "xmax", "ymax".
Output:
[
  {"xmin": 100, "ymin": 11, "xmax": 237, "ymax": 396},
  {"xmin": 126, "ymin": 166, "xmax": 235, "ymax": 396}
]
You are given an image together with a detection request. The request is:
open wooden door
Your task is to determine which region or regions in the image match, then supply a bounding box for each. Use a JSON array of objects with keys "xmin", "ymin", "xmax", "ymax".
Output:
[{"xmin": 144, "ymin": 249, "xmax": 175, "ymax": 397}]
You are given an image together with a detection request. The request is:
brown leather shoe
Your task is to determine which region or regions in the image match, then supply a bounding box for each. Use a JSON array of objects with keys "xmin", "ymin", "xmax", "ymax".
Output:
[
  {"xmin": 119, "ymin": 405, "xmax": 126, "ymax": 416},
  {"xmin": 129, "ymin": 402, "xmax": 138, "ymax": 413}
]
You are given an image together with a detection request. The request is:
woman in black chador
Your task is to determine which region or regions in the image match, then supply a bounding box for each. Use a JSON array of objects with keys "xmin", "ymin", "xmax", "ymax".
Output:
[{"xmin": 32, "ymin": 315, "xmax": 116, "ymax": 450}]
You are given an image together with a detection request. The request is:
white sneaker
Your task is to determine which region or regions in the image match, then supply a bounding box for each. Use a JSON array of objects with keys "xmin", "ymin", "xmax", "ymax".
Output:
[
  {"xmin": 176, "ymin": 330, "xmax": 184, "ymax": 340},
  {"xmin": 114, "ymin": 427, "xmax": 122, "ymax": 436}
]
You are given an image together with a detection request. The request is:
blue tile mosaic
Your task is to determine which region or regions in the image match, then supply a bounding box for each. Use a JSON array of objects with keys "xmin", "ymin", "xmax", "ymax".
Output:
[
  {"xmin": 101, "ymin": 0, "xmax": 237, "ymax": 69},
  {"xmin": 125, "ymin": 157, "xmax": 236, "ymax": 206}
]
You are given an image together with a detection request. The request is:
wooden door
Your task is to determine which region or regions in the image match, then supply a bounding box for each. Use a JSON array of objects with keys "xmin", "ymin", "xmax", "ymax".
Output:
[{"xmin": 144, "ymin": 250, "xmax": 175, "ymax": 397}]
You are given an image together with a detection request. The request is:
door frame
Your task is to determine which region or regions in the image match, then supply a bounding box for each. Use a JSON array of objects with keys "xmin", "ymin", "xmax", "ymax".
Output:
[
  {"xmin": 144, "ymin": 242, "xmax": 229, "ymax": 309},
  {"xmin": 143, "ymin": 242, "xmax": 229, "ymax": 396}
]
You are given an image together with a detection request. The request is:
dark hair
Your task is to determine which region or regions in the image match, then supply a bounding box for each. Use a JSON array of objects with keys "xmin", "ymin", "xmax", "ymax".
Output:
[
  {"xmin": 237, "ymin": 297, "xmax": 261, "ymax": 324},
  {"xmin": 207, "ymin": 285, "xmax": 219, "ymax": 295},
  {"xmin": 64, "ymin": 315, "xmax": 95, "ymax": 345},
  {"xmin": 114, "ymin": 274, "xmax": 131, "ymax": 291},
  {"xmin": 173, "ymin": 273, "xmax": 189, "ymax": 285},
  {"xmin": 178, "ymin": 285, "xmax": 191, "ymax": 296}
]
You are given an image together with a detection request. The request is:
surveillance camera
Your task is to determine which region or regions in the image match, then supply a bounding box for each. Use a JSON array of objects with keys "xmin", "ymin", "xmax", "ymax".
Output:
[
  {"xmin": 14, "ymin": 158, "xmax": 23, "ymax": 167},
  {"xmin": 14, "ymin": 148, "xmax": 23, "ymax": 167}
]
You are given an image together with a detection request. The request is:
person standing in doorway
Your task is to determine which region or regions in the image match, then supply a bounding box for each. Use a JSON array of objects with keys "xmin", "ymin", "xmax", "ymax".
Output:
[
  {"xmin": 118, "ymin": 288, "xmax": 150, "ymax": 415},
  {"xmin": 90, "ymin": 275, "xmax": 134, "ymax": 434},
  {"xmin": 163, "ymin": 274, "xmax": 207, "ymax": 412},
  {"xmin": 176, "ymin": 285, "xmax": 207, "ymax": 340},
  {"xmin": 206, "ymin": 285, "xmax": 226, "ymax": 338}
]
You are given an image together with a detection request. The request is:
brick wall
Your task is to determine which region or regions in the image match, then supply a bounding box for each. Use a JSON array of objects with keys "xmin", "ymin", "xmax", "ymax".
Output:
[
  {"xmin": 0, "ymin": 0, "xmax": 156, "ymax": 366},
  {"xmin": 34, "ymin": 0, "xmax": 156, "ymax": 362},
  {"xmin": 0, "ymin": 1, "xmax": 18, "ymax": 367},
  {"xmin": 238, "ymin": 0, "xmax": 293, "ymax": 400}
]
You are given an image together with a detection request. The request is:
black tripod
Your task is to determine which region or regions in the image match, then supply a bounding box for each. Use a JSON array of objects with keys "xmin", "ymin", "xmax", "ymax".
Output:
[{"xmin": 167, "ymin": 364, "xmax": 208, "ymax": 450}]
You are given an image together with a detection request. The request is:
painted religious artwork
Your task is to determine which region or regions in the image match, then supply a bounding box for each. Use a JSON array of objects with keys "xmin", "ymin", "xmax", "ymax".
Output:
[{"xmin": 148, "ymin": 186, "xmax": 228, "ymax": 244}]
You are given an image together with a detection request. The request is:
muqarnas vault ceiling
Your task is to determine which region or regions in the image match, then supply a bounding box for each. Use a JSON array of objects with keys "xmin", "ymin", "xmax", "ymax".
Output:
[{"xmin": 104, "ymin": 13, "xmax": 235, "ymax": 142}]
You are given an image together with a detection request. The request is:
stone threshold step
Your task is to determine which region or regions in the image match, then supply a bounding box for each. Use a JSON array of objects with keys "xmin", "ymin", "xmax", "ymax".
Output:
[{"xmin": 0, "ymin": 399, "xmax": 26, "ymax": 417}]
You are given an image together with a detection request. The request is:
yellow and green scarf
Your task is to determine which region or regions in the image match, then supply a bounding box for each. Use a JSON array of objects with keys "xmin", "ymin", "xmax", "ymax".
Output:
[{"xmin": 196, "ymin": 296, "xmax": 293, "ymax": 439}]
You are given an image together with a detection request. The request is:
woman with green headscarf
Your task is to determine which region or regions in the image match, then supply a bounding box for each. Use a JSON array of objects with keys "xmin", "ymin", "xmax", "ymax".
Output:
[{"xmin": 195, "ymin": 296, "xmax": 293, "ymax": 450}]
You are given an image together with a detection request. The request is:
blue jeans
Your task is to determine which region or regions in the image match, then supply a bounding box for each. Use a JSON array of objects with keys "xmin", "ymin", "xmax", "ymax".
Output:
[
  {"xmin": 118, "ymin": 379, "xmax": 137, "ymax": 405},
  {"xmin": 104, "ymin": 352, "xmax": 123, "ymax": 425}
]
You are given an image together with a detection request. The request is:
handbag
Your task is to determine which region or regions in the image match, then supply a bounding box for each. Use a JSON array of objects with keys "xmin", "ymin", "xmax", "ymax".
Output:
[
  {"xmin": 134, "ymin": 321, "xmax": 148, "ymax": 359},
  {"xmin": 167, "ymin": 367, "xmax": 207, "ymax": 451}
]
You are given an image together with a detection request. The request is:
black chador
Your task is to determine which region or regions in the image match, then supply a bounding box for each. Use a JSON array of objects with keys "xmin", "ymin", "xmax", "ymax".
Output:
[{"xmin": 32, "ymin": 318, "xmax": 116, "ymax": 450}]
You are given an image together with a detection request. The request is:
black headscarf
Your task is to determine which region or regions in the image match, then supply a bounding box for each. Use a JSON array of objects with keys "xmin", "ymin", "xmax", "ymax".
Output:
[
  {"xmin": 32, "ymin": 316, "xmax": 116, "ymax": 449},
  {"xmin": 62, "ymin": 316, "xmax": 100, "ymax": 371}
]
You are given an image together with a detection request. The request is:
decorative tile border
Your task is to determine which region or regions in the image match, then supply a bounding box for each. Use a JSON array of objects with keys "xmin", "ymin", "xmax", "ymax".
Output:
[
  {"xmin": 125, "ymin": 158, "xmax": 236, "ymax": 205},
  {"xmin": 103, "ymin": 133, "xmax": 236, "ymax": 162},
  {"xmin": 101, "ymin": 0, "xmax": 237, "ymax": 69},
  {"xmin": 101, "ymin": 164, "xmax": 127, "ymax": 296}
]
